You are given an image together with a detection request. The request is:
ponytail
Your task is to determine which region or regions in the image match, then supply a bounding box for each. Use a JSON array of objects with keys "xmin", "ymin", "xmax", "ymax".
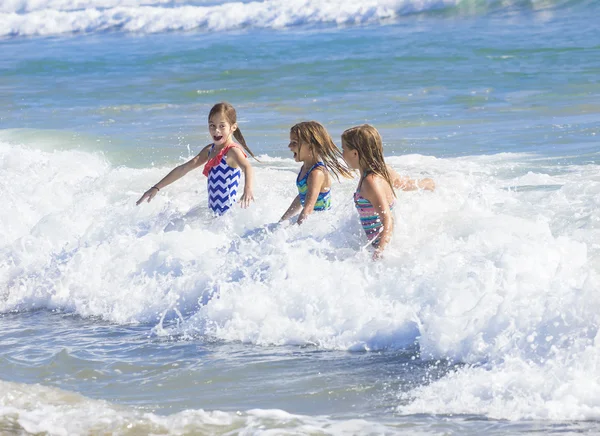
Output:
[{"xmin": 234, "ymin": 127, "xmax": 258, "ymax": 161}]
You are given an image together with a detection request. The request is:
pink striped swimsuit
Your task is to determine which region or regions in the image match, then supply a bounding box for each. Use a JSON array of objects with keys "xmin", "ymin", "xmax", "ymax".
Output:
[{"xmin": 353, "ymin": 191, "xmax": 395, "ymax": 248}]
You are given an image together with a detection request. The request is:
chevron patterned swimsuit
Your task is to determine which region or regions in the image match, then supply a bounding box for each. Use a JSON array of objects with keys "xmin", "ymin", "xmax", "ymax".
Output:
[
  {"xmin": 206, "ymin": 144, "xmax": 242, "ymax": 215},
  {"xmin": 296, "ymin": 162, "xmax": 331, "ymax": 211}
]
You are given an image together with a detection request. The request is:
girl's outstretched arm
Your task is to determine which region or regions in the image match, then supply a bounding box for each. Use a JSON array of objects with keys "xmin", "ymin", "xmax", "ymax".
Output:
[
  {"xmin": 228, "ymin": 147, "xmax": 254, "ymax": 208},
  {"xmin": 296, "ymin": 168, "xmax": 326, "ymax": 225},
  {"xmin": 387, "ymin": 165, "xmax": 435, "ymax": 191},
  {"xmin": 136, "ymin": 145, "xmax": 211, "ymax": 205},
  {"xmin": 280, "ymin": 195, "xmax": 302, "ymax": 222}
]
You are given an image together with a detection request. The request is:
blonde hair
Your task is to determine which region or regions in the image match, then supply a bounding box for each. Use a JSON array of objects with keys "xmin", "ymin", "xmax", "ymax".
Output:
[
  {"xmin": 209, "ymin": 102, "xmax": 257, "ymax": 160},
  {"xmin": 341, "ymin": 124, "xmax": 395, "ymax": 195},
  {"xmin": 290, "ymin": 121, "xmax": 353, "ymax": 180}
]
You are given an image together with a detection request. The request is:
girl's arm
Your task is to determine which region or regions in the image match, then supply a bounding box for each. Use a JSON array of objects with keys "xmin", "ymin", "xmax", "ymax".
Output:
[
  {"xmin": 297, "ymin": 168, "xmax": 326, "ymax": 225},
  {"xmin": 280, "ymin": 195, "xmax": 302, "ymax": 222},
  {"xmin": 387, "ymin": 165, "xmax": 435, "ymax": 191},
  {"xmin": 227, "ymin": 147, "xmax": 254, "ymax": 208},
  {"xmin": 360, "ymin": 175, "xmax": 394, "ymax": 260},
  {"xmin": 136, "ymin": 146, "xmax": 211, "ymax": 205}
]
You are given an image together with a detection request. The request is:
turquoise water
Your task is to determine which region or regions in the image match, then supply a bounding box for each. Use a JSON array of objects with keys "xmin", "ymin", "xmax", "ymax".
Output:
[
  {"xmin": 2, "ymin": 0, "xmax": 600, "ymax": 434},
  {"xmin": 3, "ymin": 2, "xmax": 598, "ymax": 164}
]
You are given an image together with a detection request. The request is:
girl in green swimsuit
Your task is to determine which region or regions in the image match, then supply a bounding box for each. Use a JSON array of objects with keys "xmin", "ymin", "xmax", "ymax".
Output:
[{"xmin": 280, "ymin": 121, "xmax": 353, "ymax": 225}]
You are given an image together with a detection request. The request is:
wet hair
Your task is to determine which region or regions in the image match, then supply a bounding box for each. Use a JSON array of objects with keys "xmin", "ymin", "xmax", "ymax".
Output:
[
  {"xmin": 290, "ymin": 121, "xmax": 353, "ymax": 180},
  {"xmin": 341, "ymin": 124, "xmax": 395, "ymax": 195},
  {"xmin": 208, "ymin": 102, "xmax": 257, "ymax": 160}
]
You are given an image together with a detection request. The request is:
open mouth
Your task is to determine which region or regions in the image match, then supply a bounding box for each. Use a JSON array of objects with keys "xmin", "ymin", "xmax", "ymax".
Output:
[
  {"xmin": 292, "ymin": 152, "xmax": 297, "ymax": 158},
  {"xmin": 213, "ymin": 135, "xmax": 223, "ymax": 142}
]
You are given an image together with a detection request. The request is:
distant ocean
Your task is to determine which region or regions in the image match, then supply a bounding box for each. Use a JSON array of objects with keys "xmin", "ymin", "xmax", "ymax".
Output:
[{"xmin": 2, "ymin": 0, "xmax": 600, "ymax": 434}]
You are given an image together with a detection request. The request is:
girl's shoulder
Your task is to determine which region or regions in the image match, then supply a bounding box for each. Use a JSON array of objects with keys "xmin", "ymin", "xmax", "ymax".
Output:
[
  {"xmin": 195, "ymin": 143, "xmax": 215, "ymax": 163},
  {"xmin": 225, "ymin": 144, "xmax": 249, "ymax": 164},
  {"xmin": 225, "ymin": 144, "xmax": 247, "ymax": 157},
  {"xmin": 360, "ymin": 172, "xmax": 390, "ymax": 195},
  {"xmin": 309, "ymin": 162, "xmax": 329, "ymax": 175},
  {"xmin": 360, "ymin": 171, "xmax": 381, "ymax": 186},
  {"xmin": 200, "ymin": 143, "xmax": 214, "ymax": 153},
  {"xmin": 307, "ymin": 162, "xmax": 331, "ymax": 180},
  {"xmin": 307, "ymin": 164, "xmax": 328, "ymax": 178}
]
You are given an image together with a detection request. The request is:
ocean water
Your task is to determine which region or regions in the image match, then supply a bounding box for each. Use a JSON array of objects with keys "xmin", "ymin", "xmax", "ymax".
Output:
[{"xmin": 1, "ymin": 0, "xmax": 600, "ymax": 434}]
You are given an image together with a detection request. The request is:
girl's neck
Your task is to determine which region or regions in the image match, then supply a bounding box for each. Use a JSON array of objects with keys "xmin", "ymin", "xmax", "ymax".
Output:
[
  {"xmin": 214, "ymin": 139, "xmax": 235, "ymax": 150},
  {"xmin": 302, "ymin": 155, "xmax": 320, "ymax": 168}
]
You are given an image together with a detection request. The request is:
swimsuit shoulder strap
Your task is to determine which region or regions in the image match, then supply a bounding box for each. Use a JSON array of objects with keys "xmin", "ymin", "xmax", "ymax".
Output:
[
  {"xmin": 357, "ymin": 170, "xmax": 371, "ymax": 191},
  {"xmin": 309, "ymin": 161, "xmax": 325, "ymax": 172},
  {"xmin": 307, "ymin": 161, "xmax": 326, "ymax": 177},
  {"xmin": 298, "ymin": 161, "xmax": 325, "ymax": 184},
  {"xmin": 203, "ymin": 143, "xmax": 237, "ymax": 177}
]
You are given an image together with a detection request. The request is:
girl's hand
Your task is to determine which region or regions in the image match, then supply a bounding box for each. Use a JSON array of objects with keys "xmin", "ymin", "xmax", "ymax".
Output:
[
  {"xmin": 372, "ymin": 248, "xmax": 383, "ymax": 261},
  {"xmin": 136, "ymin": 187, "xmax": 159, "ymax": 205},
  {"xmin": 418, "ymin": 178, "xmax": 436, "ymax": 191},
  {"xmin": 239, "ymin": 190, "xmax": 254, "ymax": 208}
]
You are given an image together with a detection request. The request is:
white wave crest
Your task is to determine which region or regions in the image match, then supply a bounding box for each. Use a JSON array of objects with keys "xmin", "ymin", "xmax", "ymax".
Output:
[
  {"xmin": 0, "ymin": 0, "xmax": 457, "ymax": 37},
  {"xmin": 1, "ymin": 0, "xmax": 178, "ymax": 14},
  {"xmin": 0, "ymin": 380, "xmax": 397, "ymax": 435}
]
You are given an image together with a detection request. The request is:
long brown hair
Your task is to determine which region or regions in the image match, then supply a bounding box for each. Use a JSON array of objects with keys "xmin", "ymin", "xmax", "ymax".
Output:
[
  {"xmin": 290, "ymin": 121, "xmax": 353, "ymax": 180},
  {"xmin": 341, "ymin": 124, "xmax": 395, "ymax": 195},
  {"xmin": 208, "ymin": 102, "xmax": 258, "ymax": 160}
]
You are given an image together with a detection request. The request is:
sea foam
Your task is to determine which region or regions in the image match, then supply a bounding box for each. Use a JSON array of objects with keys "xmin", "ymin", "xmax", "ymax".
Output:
[
  {"xmin": 2, "ymin": 139, "xmax": 600, "ymax": 421},
  {"xmin": 0, "ymin": 0, "xmax": 458, "ymax": 37}
]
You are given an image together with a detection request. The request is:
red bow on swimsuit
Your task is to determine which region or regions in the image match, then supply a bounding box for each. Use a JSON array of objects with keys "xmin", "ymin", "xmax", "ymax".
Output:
[{"xmin": 202, "ymin": 144, "xmax": 246, "ymax": 177}]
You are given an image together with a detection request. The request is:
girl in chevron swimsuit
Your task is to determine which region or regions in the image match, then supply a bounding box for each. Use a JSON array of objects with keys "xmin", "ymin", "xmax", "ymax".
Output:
[
  {"xmin": 136, "ymin": 102, "xmax": 257, "ymax": 215},
  {"xmin": 280, "ymin": 121, "xmax": 353, "ymax": 225},
  {"xmin": 341, "ymin": 124, "xmax": 435, "ymax": 260}
]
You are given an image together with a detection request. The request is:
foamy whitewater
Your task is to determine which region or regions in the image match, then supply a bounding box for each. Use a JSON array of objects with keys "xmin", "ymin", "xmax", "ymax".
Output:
[
  {"xmin": 1, "ymin": 0, "xmax": 600, "ymax": 434},
  {"xmin": 2, "ymin": 0, "xmax": 463, "ymax": 37}
]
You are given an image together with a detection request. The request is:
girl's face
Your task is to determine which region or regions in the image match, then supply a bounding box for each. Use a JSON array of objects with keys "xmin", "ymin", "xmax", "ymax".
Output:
[
  {"xmin": 209, "ymin": 114, "xmax": 237, "ymax": 146},
  {"xmin": 341, "ymin": 140, "xmax": 359, "ymax": 170},
  {"xmin": 288, "ymin": 132, "xmax": 312, "ymax": 163}
]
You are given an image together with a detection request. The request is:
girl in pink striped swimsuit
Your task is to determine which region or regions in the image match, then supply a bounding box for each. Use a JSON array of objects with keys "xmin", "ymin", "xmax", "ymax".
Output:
[{"xmin": 341, "ymin": 124, "xmax": 435, "ymax": 260}]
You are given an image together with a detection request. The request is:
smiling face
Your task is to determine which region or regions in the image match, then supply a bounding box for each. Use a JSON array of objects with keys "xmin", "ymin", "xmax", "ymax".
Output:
[
  {"xmin": 341, "ymin": 139, "xmax": 360, "ymax": 170},
  {"xmin": 288, "ymin": 132, "xmax": 312, "ymax": 163},
  {"xmin": 208, "ymin": 113, "xmax": 237, "ymax": 146}
]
